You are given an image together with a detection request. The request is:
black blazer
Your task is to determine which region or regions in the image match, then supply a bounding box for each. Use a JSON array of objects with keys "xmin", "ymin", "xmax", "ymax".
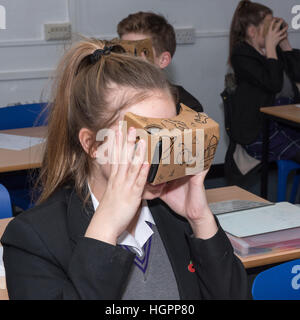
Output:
[
  {"xmin": 173, "ymin": 84, "xmax": 204, "ymax": 113},
  {"xmin": 1, "ymin": 186, "xmax": 250, "ymax": 300},
  {"xmin": 231, "ymin": 42, "xmax": 300, "ymax": 145}
]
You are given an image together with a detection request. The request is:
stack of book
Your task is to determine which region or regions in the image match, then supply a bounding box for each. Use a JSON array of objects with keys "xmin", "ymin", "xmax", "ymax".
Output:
[
  {"xmin": 209, "ymin": 200, "xmax": 300, "ymax": 257},
  {"xmin": 226, "ymin": 227, "xmax": 300, "ymax": 257}
]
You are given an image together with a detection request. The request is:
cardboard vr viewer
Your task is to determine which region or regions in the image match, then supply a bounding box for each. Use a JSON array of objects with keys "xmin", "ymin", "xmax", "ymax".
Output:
[
  {"xmin": 110, "ymin": 38, "xmax": 154, "ymax": 63},
  {"xmin": 123, "ymin": 104, "xmax": 220, "ymax": 185}
]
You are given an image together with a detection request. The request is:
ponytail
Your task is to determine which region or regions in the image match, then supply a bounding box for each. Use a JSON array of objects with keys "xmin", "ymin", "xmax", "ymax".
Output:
[
  {"xmin": 36, "ymin": 38, "xmax": 172, "ymax": 203},
  {"xmin": 37, "ymin": 40, "xmax": 102, "ymax": 203},
  {"xmin": 228, "ymin": 0, "xmax": 272, "ymax": 65}
]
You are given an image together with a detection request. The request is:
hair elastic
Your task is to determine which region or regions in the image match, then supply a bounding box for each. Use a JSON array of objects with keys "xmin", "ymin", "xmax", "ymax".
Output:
[{"xmin": 89, "ymin": 46, "xmax": 113, "ymax": 64}]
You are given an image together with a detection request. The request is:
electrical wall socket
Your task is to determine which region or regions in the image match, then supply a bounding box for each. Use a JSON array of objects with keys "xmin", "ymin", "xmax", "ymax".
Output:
[
  {"xmin": 175, "ymin": 27, "xmax": 195, "ymax": 44},
  {"xmin": 44, "ymin": 23, "xmax": 72, "ymax": 41}
]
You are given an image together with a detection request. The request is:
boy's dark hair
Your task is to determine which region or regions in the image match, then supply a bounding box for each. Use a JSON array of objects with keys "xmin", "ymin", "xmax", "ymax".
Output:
[{"xmin": 117, "ymin": 11, "xmax": 176, "ymax": 57}]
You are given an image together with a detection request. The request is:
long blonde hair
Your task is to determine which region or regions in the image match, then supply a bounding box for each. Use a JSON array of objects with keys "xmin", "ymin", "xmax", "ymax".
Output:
[{"xmin": 37, "ymin": 38, "xmax": 174, "ymax": 203}]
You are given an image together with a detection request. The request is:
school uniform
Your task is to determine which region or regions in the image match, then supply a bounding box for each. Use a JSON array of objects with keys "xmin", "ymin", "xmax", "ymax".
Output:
[
  {"xmin": 1, "ymin": 185, "xmax": 251, "ymax": 300},
  {"xmin": 173, "ymin": 84, "xmax": 204, "ymax": 113},
  {"xmin": 230, "ymin": 41, "xmax": 300, "ymax": 161}
]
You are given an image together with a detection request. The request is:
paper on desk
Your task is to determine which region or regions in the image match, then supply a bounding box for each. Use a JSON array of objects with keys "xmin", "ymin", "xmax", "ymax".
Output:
[
  {"xmin": 0, "ymin": 133, "xmax": 45, "ymax": 151},
  {"xmin": 295, "ymin": 104, "xmax": 300, "ymax": 108},
  {"xmin": 218, "ymin": 202, "xmax": 300, "ymax": 238}
]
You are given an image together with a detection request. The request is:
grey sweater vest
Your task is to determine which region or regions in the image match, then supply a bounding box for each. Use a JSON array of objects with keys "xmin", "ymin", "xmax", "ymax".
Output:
[{"xmin": 121, "ymin": 225, "xmax": 180, "ymax": 300}]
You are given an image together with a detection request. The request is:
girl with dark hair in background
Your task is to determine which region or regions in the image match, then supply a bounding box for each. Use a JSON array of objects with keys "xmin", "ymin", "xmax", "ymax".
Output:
[{"xmin": 229, "ymin": 0, "xmax": 300, "ymax": 163}]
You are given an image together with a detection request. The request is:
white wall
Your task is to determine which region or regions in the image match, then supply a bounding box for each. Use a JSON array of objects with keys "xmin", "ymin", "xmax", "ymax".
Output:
[
  {"xmin": 0, "ymin": 0, "xmax": 69, "ymax": 106},
  {"xmin": 0, "ymin": 0, "xmax": 300, "ymax": 164},
  {"xmin": 67, "ymin": 0, "xmax": 300, "ymax": 164}
]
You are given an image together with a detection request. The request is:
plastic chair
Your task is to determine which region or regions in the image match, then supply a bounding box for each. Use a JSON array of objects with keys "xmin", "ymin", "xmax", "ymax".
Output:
[
  {"xmin": 221, "ymin": 86, "xmax": 261, "ymax": 188},
  {"xmin": 0, "ymin": 184, "xmax": 13, "ymax": 219},
  {"xmin": 0, "ymin": 103, "xmax": 48, "ymax": 130},
  {"xmin": 252, "ymin": 259, "xmax": 300, "ymax": 300},
  {"xmin": 277, "ymin": 160, "xmax": 300, "ymax": 203}
]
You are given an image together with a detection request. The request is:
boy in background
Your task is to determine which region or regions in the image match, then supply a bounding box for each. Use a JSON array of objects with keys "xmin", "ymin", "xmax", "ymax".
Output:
[{"xmin": 117, "ymin": 11, "xmax": 204, "ymax": 113}]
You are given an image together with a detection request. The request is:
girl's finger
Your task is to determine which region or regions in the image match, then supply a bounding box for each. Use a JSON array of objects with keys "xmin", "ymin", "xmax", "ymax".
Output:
[
  {"xmin": 132, "ymin": 138, "xmax": 147, "ymax": 164},
  {"xmin": 135, "ymin": 161, "xmax": 151, "ymax": 190},
  {"xmin": 128, "ymin": 139, "xmax": 147, "ymax": 183},
  {"xmin": 110, "ymin": 129, "xmax": 121, "ymax": 178},
  {"xmin": 273, "ymin": 18, "xmax": 282, "ymax": 32},
  {"xmin": 269, "ymin": 18, "xmax": 276, "ymax": 33},
  {"xmin": 278, "ymin": 34, "xmax": 288, "ymax": 43},
  {"xmin": 278, "ymin": 29, "xmax": 288, "ymax": 41},
  {"xmin": 126, "ymin": 127, "xmax": 138, "ymax": 164},
  {"xmin": 118, "ymin": 127, "xmax": 137, "ymax": 177},
  {"xmin": 279, "ymin": 25, "xmax": 289, "ymax": 37}
]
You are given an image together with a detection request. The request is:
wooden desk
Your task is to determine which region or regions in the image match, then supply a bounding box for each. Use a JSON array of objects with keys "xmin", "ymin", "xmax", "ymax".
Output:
[
  {"xmin": 206, "ymin": 185, "xmax": 268, "ymax": 204},
  {"xmin": 260, "ymin": 105, "xmax": 300, "ymax": 199},
  {"xmin": 0, "ymin": 287, "xmax": 8, "ymax": 300},
  {"xmin": 0, "ymin": 218, "xmax": 11, "ymax": 238},
  {"xmin": 0, "ymin": 126, "xmax": 46, "ymax": 300},
  {"xmin": 0, "ymin": 126, "xmax": 46, "ymax": 173},
  {"xmin": 260, "ymin": 105, "xmax": 300, "ymax": 125},
  {"xmin": 206, "ymin": 186, "xmax": 300, "ymax": 269}
]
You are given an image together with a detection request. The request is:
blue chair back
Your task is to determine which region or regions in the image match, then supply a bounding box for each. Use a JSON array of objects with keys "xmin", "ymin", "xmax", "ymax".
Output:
[
  {"xmin": 252, "ymin": 259, "xmax": 300, "ymax": 300},
  {"xmin": 277, "ymin": 160, "xmax": 300, "ymax": 203},
  {"xmin": 0, "ymin": 103, "xmax": 48, "ymax": 211},
  {"xmin": 0, "ymin": 103, "xmax": 48, "ymax": 130},
  {"xmin": 0, "ymin": 184, "xmax": 13, "ymax": 219}
]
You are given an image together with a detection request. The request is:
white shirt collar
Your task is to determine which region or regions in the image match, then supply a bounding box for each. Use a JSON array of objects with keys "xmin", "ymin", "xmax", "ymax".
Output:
[{"xmin": 89, "ymin": 186, "xmax": 155, "ymax": 257}]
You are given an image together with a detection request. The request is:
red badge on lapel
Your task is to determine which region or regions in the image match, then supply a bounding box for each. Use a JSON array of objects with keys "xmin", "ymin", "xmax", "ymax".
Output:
[{"xmin": 188, "ymin": 260, "xmax": 195, "ymax": 273}]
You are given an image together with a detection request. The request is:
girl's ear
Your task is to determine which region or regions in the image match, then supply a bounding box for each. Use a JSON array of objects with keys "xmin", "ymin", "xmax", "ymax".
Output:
[
  {"xmin": 79, "ymin": 128, "xmax": 97, "ymax": 158},
  {"xmin": 247, "ymin": 24, "xmax": 257, "ymax": 40},
  {"xmin": 157, "ymin": 51, "xmax": 172, "ymax": 69}
]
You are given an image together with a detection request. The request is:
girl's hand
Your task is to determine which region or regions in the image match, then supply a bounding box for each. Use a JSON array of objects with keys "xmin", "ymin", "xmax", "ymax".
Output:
[
  {"xmin": 160, "ymin": 169, "xmax": 218, "ymax": 239},
  {"xmin": 278, "ymin": 19, "xmax": 292, "ymax": 52},
  {"xmin": 280, "ymin": 37, "xmax": 293, "ymax": 52},
  {"xmin": 265, "ymin": 18, "xmax": 289, "ymax": 58},
  {"xmin": 85, "ymin": 128, "xmax": 150, "ymax": 245}
]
